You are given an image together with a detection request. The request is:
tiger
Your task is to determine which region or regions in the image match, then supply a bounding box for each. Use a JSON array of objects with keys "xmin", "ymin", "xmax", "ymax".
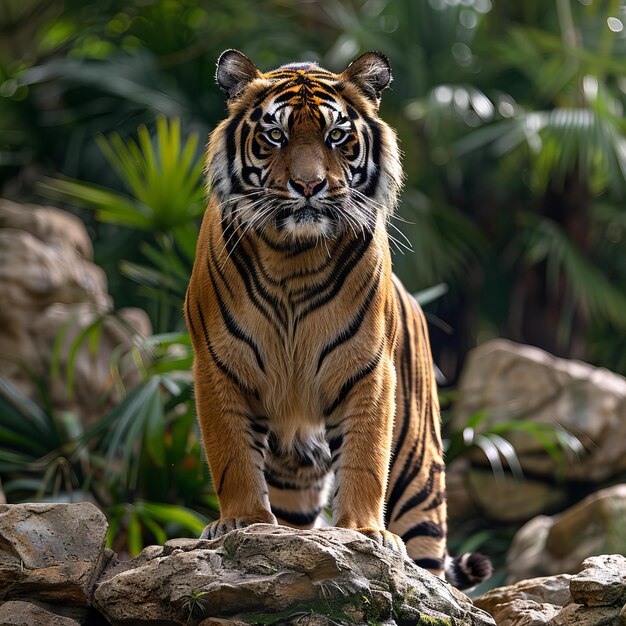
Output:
[{"xmin": 184, "ymin": 49, "xmax": 492, "ymax": 589}]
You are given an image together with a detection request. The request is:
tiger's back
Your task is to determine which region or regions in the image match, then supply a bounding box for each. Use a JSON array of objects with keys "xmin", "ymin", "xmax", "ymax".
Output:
[{"xmin": 185, "ymin": 49, "xmax": 491, "ymax": 589}]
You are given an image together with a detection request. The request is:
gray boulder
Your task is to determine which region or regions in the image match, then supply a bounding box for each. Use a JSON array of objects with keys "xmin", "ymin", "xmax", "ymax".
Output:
[
  {"xmin": 475, "ymin": 555, "xmax": 626, "ymax": 626},
  {"xmin": 451, "ymin": 339, "xmax": 626, "ymax": 483},
  {"xmin": 507, "ymin": 484, "xmax": 626, "ymax": 582},
  {"xmin": 0, "ymin": 503, "xmax": 494, "ymax": 625},
  {"xmin": 0, "ymin": 502, "xmax": 109, "ymax": 605},
  {"xmin": 0, "ymin": 199, "xmax": 151, "ymax": 427},
  {"xmin": 0, "ymin": 600, "xmax": 82, "ymax": 626},
  {"xmin": 94, "ymin": 524, "xmax": 495, "ymax": 625}
]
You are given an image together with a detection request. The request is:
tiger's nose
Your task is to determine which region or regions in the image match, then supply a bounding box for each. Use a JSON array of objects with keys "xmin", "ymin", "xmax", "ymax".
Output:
[{"xmin": 289, "ymin": 178, "xmax": 327, "ymax": 197}]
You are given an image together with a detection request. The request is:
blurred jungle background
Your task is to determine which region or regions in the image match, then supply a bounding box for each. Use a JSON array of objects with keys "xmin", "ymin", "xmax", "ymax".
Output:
[{"xmin": 1, "ymin": 0, "xmax": 626, "ymax": 592}]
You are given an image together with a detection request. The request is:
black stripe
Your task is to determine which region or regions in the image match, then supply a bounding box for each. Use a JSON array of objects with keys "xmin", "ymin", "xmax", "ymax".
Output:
[
  {"xmin": 223, "ymin": 222, "xmax": 286, "ymax": 338},
  {"xmin": 257, "ymin": 229, "xmax": 319, "ymax": 255},
  {"xmin": 216, "ymin": 459, "xmax": 231, "ymax": 497},
  {"xmin": 327, "ymin": 435, "xmax": 343, "ymax": 455},
  {"xmin": 323, "ymin": 343, "xmax": 383, "ymax": 416},
  {"xmin": 316, "ymin": 268, "xmax": 380, "ymax": 373},
  {"xmin": 414, "ymin": 557, "xmax": 443, "ymax": 571},
  {"xmin": 401, "ymin": 521, "xmax": 444, "ymax": 543},
  {"xmin": 291, "ymin": 235, "xmax": 365, "ymax": 303},
  {"xmin": 424, "ymin": 490, "xmax": 446, "ymax": 511},
  {"xmin": 271, "ymin": 505, "xmax": 321, "ymax": 526},
  {"xmin": 208, "ymin": 235, "xmax": 234, "ymax": 299},
  {"xmin": 184, "ymin": 294, "xmax": 197, "ymax": 338},
  {"xmin": 295, "ymin": 233, "xmax": 373, "ymax": 325},
  {"xmin": 231, "ymin": 238, "xmax": 287, "ymax": 326},
  {"xmin": 265, "ymin": 469, "xmax": 325, "ymax": 491},
  {"xmin": 265, "ymin": 473, "xmax": 304, "ymax": 491},
  {"xmin": 225, "ymin": 112, "xmax": 245, "ymax": 193},
  {"xmin": 251, "ymin": 440, "xmax": 266, "ymax": 454},
  {"xmin": 250, "ymin": 421, "xmax": 269, "ymax": 435},
  {"xmin": 245, "ymin": 237, "xmax": 282, "ymax": 287},
  {"xmin": 393, "ymin": 462, "xmax": 444, "ymax": 522},
  {"xmin": 195, "ymin": 302, "xmax": 259, "ymax": 399},
  {"xmin": 385, "ymin": 288, "xmax": 418, "ymax": 526},
  {"xmin": 207, "ymin": 261, "xmax": 265, "ymax": 371},
  {"xmin": 386, "ymin": 290, "xmax": 436, "ymax": 527},
  {"xmin": 361, "ymin": 116, "xmax": 382, "ymax": 197}
]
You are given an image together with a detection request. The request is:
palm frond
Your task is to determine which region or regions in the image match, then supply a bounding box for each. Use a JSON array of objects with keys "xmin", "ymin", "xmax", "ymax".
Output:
[
  {"xmin": 456, "ymin": 96, "xmax": 626, "ymax": 196},
  {"xmin": 399, "ymin": 190, "xmax": 485, "ymax": 287},
  {"xmin": 522, "ymin": 216, "xmax": 626, "ymax": 328},
  {"xmin": 445, "ymin": 410, "xmax": 584, "ymax": 477},
  {"xmin": 40, "ymin": 117, "xmax": 205, "ymax": 232}
]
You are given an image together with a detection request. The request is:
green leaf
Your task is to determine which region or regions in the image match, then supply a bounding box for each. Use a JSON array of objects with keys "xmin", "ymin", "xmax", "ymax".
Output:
[
  {"xmin": 137, "ymin": 502, "xmax": 207, "ymax": 535},
  {"xmin": 127, "ymin": 511, "xmax": 144, "ymax": 557},
  {"xmin": 413, "ymin": 283, "xmax": 449, "ymax": 306},
  {"xmin": 144, "ymin": 384, "xmax": 166, "ymax": 468},
  {"xmin": 0, "ymin": 377, "xmax": 58, "ymax": 443}
]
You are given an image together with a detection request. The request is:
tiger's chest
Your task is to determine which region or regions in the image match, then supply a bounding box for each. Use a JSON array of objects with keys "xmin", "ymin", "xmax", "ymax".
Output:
[
  {"xmin": 214, "ymin": 291, "xmax": 346, "ymax": 422},
  {"xmin": 203, "ymin": 227, "xmax": 394, "ymax": 449}
]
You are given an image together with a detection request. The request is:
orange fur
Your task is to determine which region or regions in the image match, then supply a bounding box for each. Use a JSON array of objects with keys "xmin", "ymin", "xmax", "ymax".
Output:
[{"xmin": 185, "ymin": 51, "xmax": 491, "ymax": 587}]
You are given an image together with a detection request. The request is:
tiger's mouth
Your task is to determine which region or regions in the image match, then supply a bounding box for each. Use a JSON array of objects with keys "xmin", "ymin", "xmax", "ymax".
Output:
[
  {"xmin": 270, "ymin": 199, "xmax": 338, "ymax": 239},
  {"xmin": 276, "ymin": 202, "xmax": 334, "ymax": 224},
  {"xmin": 291, "ymin": 206, "xmax": 324, "ymax": 224}
]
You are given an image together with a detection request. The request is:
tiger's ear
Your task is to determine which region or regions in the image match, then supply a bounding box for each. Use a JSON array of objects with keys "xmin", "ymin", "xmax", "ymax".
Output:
[
  {"xmin": 216, "ymin": 49, "xmax": 261, "ymax": 99},
  {"xmin": 342, "ymin": 52, "xmax": 392, "ymax": 103}
]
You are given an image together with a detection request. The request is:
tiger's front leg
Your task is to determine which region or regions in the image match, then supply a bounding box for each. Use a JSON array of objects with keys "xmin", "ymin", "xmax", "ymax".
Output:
[
  {"xmin": 191, "ymin": 357, "xmax": 276, "ymax": 539},
  {"xmin": 325, "ymin": 352, "xmax": 405, "ymax": 556}
]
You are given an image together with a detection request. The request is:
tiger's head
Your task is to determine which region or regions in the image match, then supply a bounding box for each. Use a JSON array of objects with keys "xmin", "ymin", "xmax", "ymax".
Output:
[{"xmin": 206, "ymin": 50, "xmax": 402, "ymax": 244}]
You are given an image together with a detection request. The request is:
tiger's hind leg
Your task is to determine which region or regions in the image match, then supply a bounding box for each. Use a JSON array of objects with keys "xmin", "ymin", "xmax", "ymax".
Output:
[
  {"xmin": 387, "ymin": 281, "xmax": 492, "ymax": 589},
  {"xmin": 386, "ymin": 282, "xmax": 448, "ymax": 576},
  {"xmin": 265, "ymin": 433, "xmax": 331, "ymax": 529}
]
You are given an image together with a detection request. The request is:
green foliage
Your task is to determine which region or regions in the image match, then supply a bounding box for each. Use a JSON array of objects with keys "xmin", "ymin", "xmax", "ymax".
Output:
[
  {"xmin": 181, "ymin": 589, "xmax": 210, "ymax": 620},
  {"xmin": 0, "ymin": 329, "xmax": 216, "ymax": 557},
  {"xmin": 0, "ymin": 375, "xmax": 85, "ymax": 501},
  {"xmin": 42, "ymin": 117, "xmax": 205, "ymax": 231},
  {"xmin": 1, "ymin": 0, "xmax": 625, "ymax": 582},
  {"xmin": 40, "ymin": 117, "xmax": 203, "ymax": 331},
  {"xmin": 444, "ymin": 409, "xmax": 585, "ymax": 478},
  {"xmin": 3, "ymin": 0, "xmax": 625, "ymax": 372}
]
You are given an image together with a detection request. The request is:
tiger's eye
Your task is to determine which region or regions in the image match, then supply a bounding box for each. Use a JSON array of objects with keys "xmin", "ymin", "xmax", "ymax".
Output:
[
  {"xmin": 329, "ymin": 129, "xmax": 346, "ymax": 142},
  {"xmin": 269, "ymin": 129, "xmax": 284, "ymax": 142}
]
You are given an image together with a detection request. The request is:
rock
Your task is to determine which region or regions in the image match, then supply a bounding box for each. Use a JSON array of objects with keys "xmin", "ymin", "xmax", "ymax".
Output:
[
  {"xmin": 474, "ymin": 574, "xmax": 573, "ymax": 625},
  {"xmin": 0, "ymin": 600, "xmax": 81, "ymax": 626},
  {"xmin": 506, "ymin": 516, "xmax": 554, "ymax": 582},
  {"xmin": 0, "ymin": 503, "xmax": 494, "ymax": 625},
  {"xmin": 94, "ymin": 524, "xmax": 495, "ymax": 625},
  {"xmin": 569, "ymin": 555, "xmax": 626, "ymax": 607},
  {"xmin": 0, "ymin": 199, "xmax": 151, "ymax": 427},
  {"xmin": 447, "ymin": 463, "xmax": 567, "ymax": 523},
  {"xmin": 476, "ymin": 556, "xmax": 626, "ymax": 626},
  {"xmin": 451, "ymin": 339, "xmax": 626, "ymax": 483},
  {"xmin": 548, "ymin": 603, "xmax": 622, "ymax": 625},
  {"xmin": 0, "ymin": 502, "xmax": 108, "ymax": 605},
  {"xmin": 198, "ymin": 617, "xmax": 247, "ymax": 626},
  {"xmin": 507, "ymin": 484, "xmax": 626, "ymax": 582}
]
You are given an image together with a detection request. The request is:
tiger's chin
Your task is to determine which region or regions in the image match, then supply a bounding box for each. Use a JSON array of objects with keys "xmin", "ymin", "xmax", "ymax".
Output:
[
  {"xmin": 272, "ymin": 203, "xmax": 337, "ymax": 242},
  {"xmin": 278, "ymin": 210, "xmax": 335, "ymax": 241}
]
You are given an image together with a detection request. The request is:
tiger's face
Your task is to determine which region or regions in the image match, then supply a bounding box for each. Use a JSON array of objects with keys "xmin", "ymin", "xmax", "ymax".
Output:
[{"xmin": 206, "ymin": 50, "xmax": 402, "ymax": 244}]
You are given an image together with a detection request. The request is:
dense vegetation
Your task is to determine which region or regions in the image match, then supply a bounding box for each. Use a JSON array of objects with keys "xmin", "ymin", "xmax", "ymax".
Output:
[{"xmin": 1, "ymin": 0, "xmax": 625, "ymax": 583}]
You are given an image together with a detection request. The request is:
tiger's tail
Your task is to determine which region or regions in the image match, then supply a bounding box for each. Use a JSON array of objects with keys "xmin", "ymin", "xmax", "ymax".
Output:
[{"xmin": 445, "ymin": 552, "xmax": 493, "ymax": 590}]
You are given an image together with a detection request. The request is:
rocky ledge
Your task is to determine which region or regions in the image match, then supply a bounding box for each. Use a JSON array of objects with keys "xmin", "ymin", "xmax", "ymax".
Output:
[
  {"xmin": 475, "ymin": 554, "xmax": 626, "ymax": 625},
  {"xmin": 0, "ymin": 503, "xmax": 493, "ymax": 626}
]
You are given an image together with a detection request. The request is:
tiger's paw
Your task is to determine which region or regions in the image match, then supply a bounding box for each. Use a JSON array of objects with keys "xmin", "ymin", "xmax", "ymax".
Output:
[
  {"xmin": 356, "ymin": 527, "xmax": 407, "ymax": 556},
  {"xmin": 200, "ymin": 514, "xmax": 277, "ymax": 540}
]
